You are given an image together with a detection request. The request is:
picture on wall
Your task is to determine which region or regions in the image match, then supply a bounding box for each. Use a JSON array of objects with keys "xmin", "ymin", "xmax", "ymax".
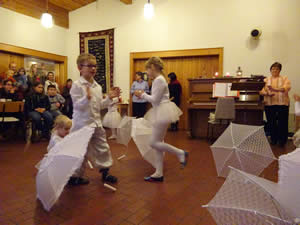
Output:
[{"xmin": 79, "ymin": 28, "xmax": 114, "ymax": 93}]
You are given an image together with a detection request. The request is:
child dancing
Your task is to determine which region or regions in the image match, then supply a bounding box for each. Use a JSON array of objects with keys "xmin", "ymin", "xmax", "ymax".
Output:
[
  {"xmin": 134, "ymin": 57, "xmax": 188, "ymax": 182},
  {"xmin": 102, "ymin": 97, "xmax": 122, "ymax": 140},
  {"xmin": 69, "ymin": 53, "xmax": 120, "ymax": 185}
]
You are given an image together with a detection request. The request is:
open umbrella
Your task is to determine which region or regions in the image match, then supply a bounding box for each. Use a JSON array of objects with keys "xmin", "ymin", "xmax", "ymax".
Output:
[
  {"xmin": 36, "ymin": 125, "xmax": 95, "ymax": 211},
  {"xmin": 131, "ymin": 118, "xmax": 157, "ymax": 168},
  {"xmin": 116, "ymin": 116, "xmax": 135, "ymax": 146},
  {"xmin": 203, "ymin": 167, "xmax": 293, "ymax": 225},
  {"xmin": 277, "ymin": 148, "xmax": 300, "ymax": 220},
  {"xmin": 211, "ymin": 123, "xmax": 276, "ymax": 177}
]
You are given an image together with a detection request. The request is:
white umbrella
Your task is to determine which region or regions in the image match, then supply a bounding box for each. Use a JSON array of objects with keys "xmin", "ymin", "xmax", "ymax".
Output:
[
  {"xmin": 36, "ymin": 125, "xmax": 95, "ymax": 211},
  {"xmin": 211, "ymin": 123, "xmax": 276, "ymax": 177},
  {"xmin": 131, "ymin": 118, "xmax": 157, "ymax": 168},
  {"xmin": 116, "ymin": 116, "xmax": 135, "ymax": 146},
  {"xmin": 277, "ymin": 148, "xmax": 300, "ymax": 220},
  {"xmin": 203, "ymin": 167, "xmax": 293, "ymax": 225}
]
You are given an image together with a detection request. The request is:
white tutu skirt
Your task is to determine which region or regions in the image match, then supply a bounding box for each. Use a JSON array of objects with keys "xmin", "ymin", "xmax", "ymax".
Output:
[
  {"xmin": 102, "ymin": 111, "xmax": 122, "ymax": 128},
  {"xmin": 144, "ymin": 101, "xmax": 182, "ymax": 124}
]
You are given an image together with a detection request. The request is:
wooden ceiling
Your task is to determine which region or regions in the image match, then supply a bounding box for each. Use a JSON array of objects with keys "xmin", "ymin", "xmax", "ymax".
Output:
[{"xmin": 0, "ymin": 0, "xmax": 132, "ymax": 29}]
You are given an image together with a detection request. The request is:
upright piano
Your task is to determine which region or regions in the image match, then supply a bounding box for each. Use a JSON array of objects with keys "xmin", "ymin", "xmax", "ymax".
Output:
[{"xmin": 187, "ymin": 77, "xmax": 265, "ymax": 138}]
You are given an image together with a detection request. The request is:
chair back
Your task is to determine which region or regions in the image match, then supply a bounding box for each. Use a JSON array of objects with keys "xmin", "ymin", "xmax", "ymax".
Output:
[
  {"xmin": 215, "ymin": 97, "xmax": 235, "ymax": 120},
  {"xmin": 3, "ymin": 101, "xmax": 24, "ymax": 113}
]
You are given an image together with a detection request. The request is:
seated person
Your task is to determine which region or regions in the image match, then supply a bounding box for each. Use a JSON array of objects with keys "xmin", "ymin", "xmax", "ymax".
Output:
[
  {"xmin": 0, "ymin": 79, "xmax": 19, "ymax": 101},
  {"xmin": 25, "ymin": 82, "xmax": 53, "ymax": 140},
  {"xmin": 295, "ymin": 94, "xmax": 300, "ymax": 102},
  {"xmin": 47, "ymin": 84, "xmax": 65, "ymax": 118},
  {"xmin": 44, "ymin": 72, "xmax": 60, "ymax": 94}
]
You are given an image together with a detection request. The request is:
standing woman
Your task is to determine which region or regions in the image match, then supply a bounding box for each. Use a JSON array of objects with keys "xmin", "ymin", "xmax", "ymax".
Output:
[
  {"xmin": 260, "ymin": 62, "xmax": 291, "ymax": 147},
  {"xmin": 168, "ymin": 72, "xmax": 182, "ymax": 131},
  {"xmin": 134, "ymin": 57, "xmax": 188, "ymax": 182},
  {"xmin": 130, "ymin": 72, "xmax": 149, "ymax": 118},
  {"xmin": 62, "ymin": 79, "xmax": 73, "ymax": 118}
]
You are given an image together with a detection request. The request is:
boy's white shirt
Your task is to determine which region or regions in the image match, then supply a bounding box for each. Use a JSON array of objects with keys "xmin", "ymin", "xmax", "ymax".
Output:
[{"xmin": 70, "ymin": 76, "xmax": 117, "ymax": 131}]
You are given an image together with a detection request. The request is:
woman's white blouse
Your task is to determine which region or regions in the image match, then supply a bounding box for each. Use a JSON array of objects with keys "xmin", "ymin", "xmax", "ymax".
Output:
[{"xmin": 141, "ymin": 75, "xmax": 170, "ymax": 107}]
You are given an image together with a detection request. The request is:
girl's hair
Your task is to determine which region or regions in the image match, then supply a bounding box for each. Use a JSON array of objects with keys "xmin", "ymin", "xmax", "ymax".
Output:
[
  {"xmin": 33, "ymin": 81, "xmax": 43, "ymax": 87},
  {"xmin": 29, "ymin": 64, "xmax": 38, "ymax": 77},
  {"xmin": 18, "ymin": 67, "xmax": 25, "ymax": 74},
  {"xmin": 145, "ymin": 57, "xmax": 164, "ymax": 71},
  {"xmin": 53, "ymin": 115, "xmax": 72, "ymax": 131},
  {"xmin": 168, "ymin": 72, "xmax": 177, "ymax": 81},
  {"xmin": 136, "ymin": 72, "xmax": 144, "ymax": 80}
]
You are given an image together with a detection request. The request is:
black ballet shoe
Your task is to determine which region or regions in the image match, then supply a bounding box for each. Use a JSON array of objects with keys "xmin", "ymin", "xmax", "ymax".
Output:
[
  {"xmin": 103, "ymin": 174, "xmax": 118, "ymax": 184},
  {"xmin": 67, "ymin": 177, "xmax": 90, "ymax": 186},
  {"xmin": 180, "ymin": 151, "xmax": 189, "ymax": 169},
  {"xmin": 144, "ymin": 176, "xmax": 164, "ymax": 182}
]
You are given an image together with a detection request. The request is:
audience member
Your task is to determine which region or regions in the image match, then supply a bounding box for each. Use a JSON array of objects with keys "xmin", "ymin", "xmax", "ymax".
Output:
[{"xmin": 47, "ymin": 84, "xmax": 65, "ymax": 119}]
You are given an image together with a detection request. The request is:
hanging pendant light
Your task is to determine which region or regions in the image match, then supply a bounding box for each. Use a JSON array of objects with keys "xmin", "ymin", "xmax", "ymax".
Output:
[
  {"xmin": 144, "ymin": 0, "xmax": 154, "ymax": 19},
  {"xmin": 41, "ymin": 0, "xmax": 53, "ymax": 28}
]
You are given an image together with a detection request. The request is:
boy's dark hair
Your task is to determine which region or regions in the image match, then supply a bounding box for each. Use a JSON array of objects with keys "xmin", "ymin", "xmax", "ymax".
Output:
[
  {"xmin": 47, "ymin": 84, "xmax": 56, "ymax": 90},
  {"xmin": 47, "ymin": 72, "xmax": 54, "ymax": 76},
  {"xmin": 33, "ymin": 81, "xmax": 43, "ymax": 87},
  {"xmin": 270, "ymin": 62, "xmax": 282, "ymax": 71},
  {"xmin": 168, "ymin": 72, "xmax": 177, "ymax": 82},
  {"xmin": 66, "ymin": 78, "xmax": 72, "ymax": 83}
]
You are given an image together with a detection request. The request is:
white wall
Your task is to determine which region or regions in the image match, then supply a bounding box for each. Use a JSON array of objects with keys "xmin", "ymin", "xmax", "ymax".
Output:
[
  {"xmin": 0, "ymin": 7, "xmax": 67, "ymax": 56},
  {"xmin": 67, "ymin": 0, "xmax": 300, "ymax": 107}
]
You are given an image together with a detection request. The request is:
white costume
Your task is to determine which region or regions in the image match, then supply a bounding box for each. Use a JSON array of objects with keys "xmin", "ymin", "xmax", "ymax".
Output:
[
  {"xmin": 70, "ymin": 76, "xmax": 116, "ymax": 177},
  {"xmin": 141, "ymin": 75, "xmax": 184, "ymax": 177},
  {"xmin": 47, "ymin": 131, "xmax": 63, "ymax": 152},
  {"xmin": 102, "ymin": 98, "xmax": 122, "ymax": 128}
]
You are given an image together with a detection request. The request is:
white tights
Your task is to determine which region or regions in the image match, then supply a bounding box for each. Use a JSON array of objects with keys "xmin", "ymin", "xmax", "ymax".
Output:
[{"xmin": 149, "ymin": 121, "xmax": 185, "ymax": 177}]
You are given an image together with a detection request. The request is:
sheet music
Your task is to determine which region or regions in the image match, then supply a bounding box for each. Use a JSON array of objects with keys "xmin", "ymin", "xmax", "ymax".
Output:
[
  {"xmin": 213, "ymin": 83, "xmax": 228, "ymax": 97},
  {"xmin": 213, "ymin": 83, "xmax": 239, "ymax": 98}
]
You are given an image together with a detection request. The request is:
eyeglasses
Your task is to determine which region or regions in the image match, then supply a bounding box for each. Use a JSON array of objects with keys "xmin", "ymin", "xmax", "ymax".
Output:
[{"xmin": 81, "ymin": 64, "xmax": 97, "ymax": 69}]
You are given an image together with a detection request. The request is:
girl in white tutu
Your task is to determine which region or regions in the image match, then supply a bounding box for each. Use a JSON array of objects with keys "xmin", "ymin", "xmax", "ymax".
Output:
[
  {"xmin": 134, "ymin": 56, "xmax": 188, "ymax": 182},
  {"xmin": 102, "ymin": 97, "xmax": 122, "ymax": 139}
]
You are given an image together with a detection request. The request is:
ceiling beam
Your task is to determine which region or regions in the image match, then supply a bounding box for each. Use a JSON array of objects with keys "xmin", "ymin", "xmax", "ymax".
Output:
[{"xmin": 120, "ymin": 0, "xmax": 132, "ymax": 5}]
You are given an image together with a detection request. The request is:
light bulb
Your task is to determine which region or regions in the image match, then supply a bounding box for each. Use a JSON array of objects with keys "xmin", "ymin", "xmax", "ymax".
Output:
[
  {"xmin": 41, "ymin": 13, "xmax": 53, "ymax": 28},
  {"xmin": 144, "ymin": 2, "xmax": 154, "ymax": 19}
]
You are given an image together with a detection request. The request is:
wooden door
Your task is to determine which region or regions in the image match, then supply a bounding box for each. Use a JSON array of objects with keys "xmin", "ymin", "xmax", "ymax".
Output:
[{"xmin": 131, "ymin": 54, "xmax": 220, "ymax": 129}]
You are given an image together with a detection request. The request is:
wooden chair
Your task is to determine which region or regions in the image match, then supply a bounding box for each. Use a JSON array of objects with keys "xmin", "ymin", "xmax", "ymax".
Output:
[
  {"xmin": 207, "ymin": 97, "xmax": 235, "ymax": 141},
  {"xmin": 0, "ymin": 101, "xmax": 24, "ymax": 137}
]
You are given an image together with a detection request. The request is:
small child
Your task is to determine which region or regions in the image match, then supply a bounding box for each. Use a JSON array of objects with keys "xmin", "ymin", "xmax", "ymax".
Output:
[
  {"xmin": 47, "ymin": 84, "xmax": 65, "ymax": 119},
  {"xmin": 47, "ymin": 115, "xmax": 72, "ymax": 152},
  {"xmin": 134, "ymin": 57, "xmax": 188, "ymax": 182},
  {"xmin": 36, "ymin": 115, "xmax": 72, "ymax": 170},
  {"xmin": 102, "ymin": 97, "xmax": 122, "ymax": 139}
]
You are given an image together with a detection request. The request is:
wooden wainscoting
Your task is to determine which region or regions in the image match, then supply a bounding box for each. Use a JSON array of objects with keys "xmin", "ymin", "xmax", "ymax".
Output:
[{"xmin": 130, "ymin": 48, "xmax": 224, "ymax": 130}]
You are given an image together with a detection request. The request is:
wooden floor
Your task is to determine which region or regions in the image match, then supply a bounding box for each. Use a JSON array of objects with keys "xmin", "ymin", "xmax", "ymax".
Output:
[{"xmin": 0, "ymin": 130, "xmax": 295, "ymax": 225}]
